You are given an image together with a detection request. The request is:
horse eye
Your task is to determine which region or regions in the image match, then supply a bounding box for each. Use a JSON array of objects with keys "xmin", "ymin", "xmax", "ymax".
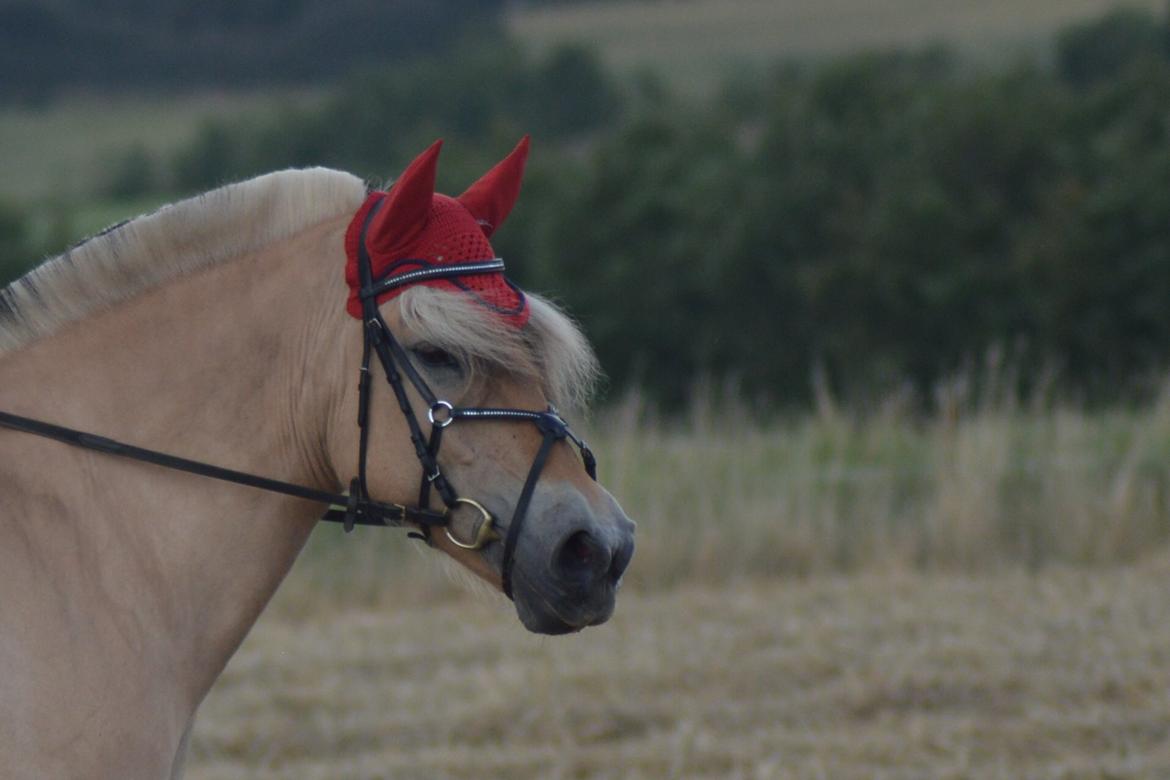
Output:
[{"xmin": 412, "ymin": 345, "xmax": 459, "ymax": 370}]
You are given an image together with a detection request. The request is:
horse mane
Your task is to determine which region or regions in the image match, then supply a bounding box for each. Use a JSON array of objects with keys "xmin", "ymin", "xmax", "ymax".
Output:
[
  {"xmin": 0, "ymin": 168, "xmax": 368, "ymax": 355},
  {"xmin": 0, "ymin": 168, "xmax": 599, "ymax": 410}
]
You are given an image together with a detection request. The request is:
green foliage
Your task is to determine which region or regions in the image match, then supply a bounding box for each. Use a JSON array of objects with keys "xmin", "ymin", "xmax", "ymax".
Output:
[
  {"xmin": 170, "ymin": 41, "xmax": 623, "ymax": 192},
  {"xmin": 16, "ymin": 7, "xmax": 1170, "ymax": 411},
  {"xmin": 0, "ymin": 0, "xmax": 506, "ymax": 100},
  {"xmin": 516, "ymin": 38, "xmax": 1170, "ymax": 408},
  {"xmin": 0, "ymin": 201, "xmax": 30, "ymax": 287},
  {"xmin": 1056, "ymin": 7, "xmax": 1170, "ymax": 87},
  {"xmin": 102, "ymin": 144, "xmax": 159, "ymax": 199},
  {"xmin": 1020, "ymin": 58, "xmax": 1170, "ymax": 395},
  {"xmin": 522, "ymin": 112, "xmax": 753, "ymax": 407}
]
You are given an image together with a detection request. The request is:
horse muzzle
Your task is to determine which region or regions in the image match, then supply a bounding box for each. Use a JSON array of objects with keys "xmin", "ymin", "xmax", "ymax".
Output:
[{"xmin": 505, "ymin": 487, "xmax": 636, "ymax": 635}]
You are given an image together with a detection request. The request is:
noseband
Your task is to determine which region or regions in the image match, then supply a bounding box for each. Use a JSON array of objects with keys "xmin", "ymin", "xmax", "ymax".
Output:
[
  {"xmin": 0, "ymin": 209, "xmax": 596, "ymax": 601},
  {"xmin": 330, "ymin": 198, "xmax": 598, "ymax": 597}
]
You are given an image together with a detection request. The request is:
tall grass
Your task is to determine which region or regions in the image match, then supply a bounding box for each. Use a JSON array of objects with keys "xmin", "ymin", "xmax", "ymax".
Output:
[
  {"xmin": 605, "ymin": 389, "xmax": 1170, "ymax": 586},
  {"xmin": 275, "ymin": 386, "xmax": 1170, "ymax": 615}
]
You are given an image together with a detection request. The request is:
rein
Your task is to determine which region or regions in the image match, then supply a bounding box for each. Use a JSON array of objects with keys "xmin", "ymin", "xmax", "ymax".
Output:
[
  {"xmin": 0, "ymin": 409, "xmax": 447, "ymax": 529},
  {"xmin": 0, "ymin": 200, "xmax": 596, "ymax": 600}
]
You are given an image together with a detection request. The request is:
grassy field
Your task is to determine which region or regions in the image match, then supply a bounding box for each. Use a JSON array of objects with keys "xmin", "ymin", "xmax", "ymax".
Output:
[
  {"xmin": 0, "ymin": 91, "xmax": 314, "ymax": 205},
  {"xmin": 181, "ymin": 394, "xmax": 1170, "ymax": 777},
  {"xmin": 0, "ymin": 90, "xmax": 325, "ymax": 261},
  {"xmin": 261, "ymin": 390, "xmax": 1170, "ymax": 618},
  {"xmin": 186, "ymin": 564, "xmax": 1170, "ymax": 778},
  {"xmin": 509, "ymin": 0, "xmax": 1166, "ymax": 92}
]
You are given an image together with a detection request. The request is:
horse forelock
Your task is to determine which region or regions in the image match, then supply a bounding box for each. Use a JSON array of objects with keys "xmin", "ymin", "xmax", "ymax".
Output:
[
  {"xmin": 0, "ymin": 168, "xmax": 368, "ymax": 355},
  {"xmin": 398, "ymin": 285, "xmax": 599, "ymax": 413}
]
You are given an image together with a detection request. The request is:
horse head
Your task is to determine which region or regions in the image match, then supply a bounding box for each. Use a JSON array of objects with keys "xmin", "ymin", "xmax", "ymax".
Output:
[{"xmin": 331, "ymin": 138, "xmax": 635, "ymax": 634}]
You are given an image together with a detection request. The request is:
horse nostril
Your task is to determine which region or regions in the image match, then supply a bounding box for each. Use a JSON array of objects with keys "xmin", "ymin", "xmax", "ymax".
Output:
[
  {"xmin": 554, "ymin": 530, "xmax": 606, "ymax": 582},
  {"xmin": 608, "ymin": 536, "xmax": 634, "ymax": 586}
]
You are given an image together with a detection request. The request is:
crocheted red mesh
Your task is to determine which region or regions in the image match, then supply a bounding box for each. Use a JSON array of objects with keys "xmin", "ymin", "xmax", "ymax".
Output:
[{"xmin": 343, "ymin": 139, "xmax": 530, "ymax": 328}]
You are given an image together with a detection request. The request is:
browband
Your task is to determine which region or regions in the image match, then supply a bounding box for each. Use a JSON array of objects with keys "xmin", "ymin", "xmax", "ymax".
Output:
[{"xmin": 359, "ymin": 259, "xmax": 507, "ymax": 301}]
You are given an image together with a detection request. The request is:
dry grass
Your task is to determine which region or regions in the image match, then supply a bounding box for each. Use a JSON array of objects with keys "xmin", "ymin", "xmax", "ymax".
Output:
[
  {"xmin": 509, "ymin": 0, "xmax": 1166, "ymax": 92},
  {"xmin": 270, "ymin": 390, "xmax": 1170, "ymax": 618},
  {"xmin": 185, "ymin": 394, "xmax": 1170, "ymax": 777},
  {"xmin": 187, "ymin": 562, "xmax": 1170, "ymax": 778},
  {"xmin": 596, "ymin": 391, "xmax": 1170, "ymax": 584}
]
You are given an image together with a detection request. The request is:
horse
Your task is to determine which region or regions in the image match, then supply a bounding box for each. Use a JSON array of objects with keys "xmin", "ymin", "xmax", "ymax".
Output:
[{"xmin": 0, "ymin": 138, "xmax": 635, "ymax": 777}]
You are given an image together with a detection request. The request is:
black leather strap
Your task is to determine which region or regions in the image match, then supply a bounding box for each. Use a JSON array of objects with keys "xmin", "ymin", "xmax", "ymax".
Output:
[
  {"xmin": 0, "ymin": 409, "xmax": 445, "ymax": 528},
  {"xmin": 360, "ymin": 259, "xmax": 505, "ymax": 301},
  {"xmin": 500, "ymin": 412, "xmax": 569, "ymax": 599}
]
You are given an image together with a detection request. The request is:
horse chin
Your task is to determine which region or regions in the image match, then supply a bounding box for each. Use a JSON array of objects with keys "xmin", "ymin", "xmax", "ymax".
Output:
[
  {"xmin": 517, "ymin": 606, "xmax": 581, "ymax": 636},
  {"xmin": 510, "ymin": 568, "xmax": 616, "ymax": 636}
]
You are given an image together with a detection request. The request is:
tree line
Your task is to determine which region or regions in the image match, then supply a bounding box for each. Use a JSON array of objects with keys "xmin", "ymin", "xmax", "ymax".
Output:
[
  {"xmin": 0, "ymin": 0, "xmax": 504, "ymax": 100},
  {"xmin": 4, "ymin": 8, "xmax": 1170, "ymax": 409}
]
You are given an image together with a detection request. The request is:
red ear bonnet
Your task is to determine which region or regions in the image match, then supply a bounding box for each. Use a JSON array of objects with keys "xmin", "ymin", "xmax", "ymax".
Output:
[
  {"xmin": 458, "ymin": 136, "xmax": 529, "ymax": 237},
  {"xmin": 345, "ymin": 138, "xmax": 530, "ymax": 326},
  {"xmin": 364, "ymin": 139, "xmax": 441, "ymax": 258}
]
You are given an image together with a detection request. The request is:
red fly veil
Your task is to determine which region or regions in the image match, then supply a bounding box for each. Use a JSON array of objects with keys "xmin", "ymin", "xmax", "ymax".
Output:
[{"xmin": 345, "ymin": 138, "xmax": 531, "ymax": 327}]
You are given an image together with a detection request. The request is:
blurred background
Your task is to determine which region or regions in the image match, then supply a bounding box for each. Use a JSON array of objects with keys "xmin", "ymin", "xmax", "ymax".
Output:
[
  {"xmin": 5, "ymin": 1, "xmax": 1170, "ymax": 777},
  {"xmin": 5, "ymin": 0, "xmax": 1170, "ymax": 411}
]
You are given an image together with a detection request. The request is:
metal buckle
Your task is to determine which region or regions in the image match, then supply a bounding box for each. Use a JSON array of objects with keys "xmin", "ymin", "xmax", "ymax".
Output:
[
  {"xmin": 443, "ymin": 497, "xmax": 500, "ymax": 550},
  {"xmin": 428, "ymin": 400, "xmax": 454, "ymax": 428}
]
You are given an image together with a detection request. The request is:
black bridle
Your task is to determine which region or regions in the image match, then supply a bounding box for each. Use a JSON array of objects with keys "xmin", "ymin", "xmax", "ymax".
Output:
[
  {"xmin": 333, "ymin": 197, "xmax": 598, "ymax": 596},
  {"xmin": 0, "ymin": 202, "xmax": 597, "ymax": 600}
]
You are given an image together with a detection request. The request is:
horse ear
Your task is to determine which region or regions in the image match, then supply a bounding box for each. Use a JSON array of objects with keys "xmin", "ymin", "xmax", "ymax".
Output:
[
  {"xmin": 457, "ymin": 135, "xmax": 530, "ymax": 238},
  {"xmin": 368, "ymin": 139, "xmax": 442, "ymax": 255}
]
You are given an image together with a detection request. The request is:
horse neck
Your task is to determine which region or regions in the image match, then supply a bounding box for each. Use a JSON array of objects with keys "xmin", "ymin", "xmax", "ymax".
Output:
[{"xmin": 0, "ymin": 214, "xmax": 354, "ymax": 707}]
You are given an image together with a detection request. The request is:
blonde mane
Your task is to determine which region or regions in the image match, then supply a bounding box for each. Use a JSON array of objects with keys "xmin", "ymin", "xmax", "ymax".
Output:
[
  {"xmin": 0, "ymin": 168, "xmax": 367, "ymax": 354},
  {"xmin": 0, "ymin": 168, "xmax": 599, "ymax": 410}
]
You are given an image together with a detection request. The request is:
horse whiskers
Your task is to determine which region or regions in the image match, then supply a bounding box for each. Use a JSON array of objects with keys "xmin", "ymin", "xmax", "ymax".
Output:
[{"xmin": 424, "ymin": 546, "xmax": 506, "ymax": 604}]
